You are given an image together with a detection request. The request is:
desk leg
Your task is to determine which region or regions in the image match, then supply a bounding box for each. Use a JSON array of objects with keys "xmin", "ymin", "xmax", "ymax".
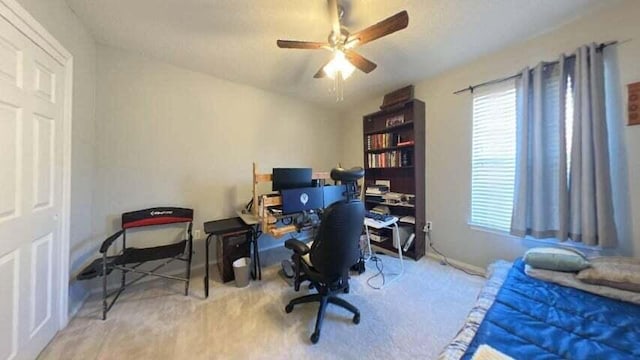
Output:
[
  {"xmin": 363, "ymin": 225, "xmax": 373, "ymax": 261},
  {"xmin": 250, "ymin": 226, "xmax": 262, "ymax": 280},
  {"xmin": 393, "ymin": 223, "xmax": 404, "ymax": 274},
  {"xmin": 204, "ymin": 234, "xmax": 213, "ymax": 298}
]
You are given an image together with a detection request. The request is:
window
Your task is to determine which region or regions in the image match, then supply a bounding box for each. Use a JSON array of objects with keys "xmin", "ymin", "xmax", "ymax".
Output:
[
  {"xmin": 470, "ymin": 83, "xmax": 517, "ymax": 231},
  {"xmin": 470, "ymin": 77, "xmax": 575, "ymax": 232}
]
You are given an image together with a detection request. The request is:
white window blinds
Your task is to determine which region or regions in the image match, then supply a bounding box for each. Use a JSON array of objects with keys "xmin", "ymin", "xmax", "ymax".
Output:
[{"xmin": 471, "ymin": 82, "xmax": 517, "ymax": 231}]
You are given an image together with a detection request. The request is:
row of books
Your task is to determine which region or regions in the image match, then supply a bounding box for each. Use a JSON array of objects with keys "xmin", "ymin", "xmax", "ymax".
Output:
[
  {"xmin": 367, "ymin": 149, "xmax": 412, "ymax": 168},
  {"xmin": 366, "ymin": 133, "xmax": 399, "ymax": 150},
  {"xmin": 366, "ymin": 192, "xmax": 416, "ymax": 207}
]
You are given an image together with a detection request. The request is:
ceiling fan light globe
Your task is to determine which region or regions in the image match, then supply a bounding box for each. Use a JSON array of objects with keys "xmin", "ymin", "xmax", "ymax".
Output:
[{"xmin": 323, "ymin": 50, "xmax": 355, "ymax": 80}]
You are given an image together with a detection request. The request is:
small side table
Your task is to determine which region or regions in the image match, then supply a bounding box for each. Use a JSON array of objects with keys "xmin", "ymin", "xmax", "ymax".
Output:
[
  {"xmin": 203, "ymin": 217, "xmax": 250, "ymax": 297},
  {"xmin": 236, "ymin": 210, "xmax": 262, "ymax": 281},
  {"xmin": 363, "ymin": 216, "xmax": 405, "ymax": 287}
]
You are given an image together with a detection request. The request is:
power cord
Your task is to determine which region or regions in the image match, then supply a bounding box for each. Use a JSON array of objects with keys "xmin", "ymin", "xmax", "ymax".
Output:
[
  {"xmin": 366, "ymin": 255, "xmax": 386, "ymax": 289},
  {"xmin": 427, "ymin": 232, "xmax": 484, "ymax": 278}
]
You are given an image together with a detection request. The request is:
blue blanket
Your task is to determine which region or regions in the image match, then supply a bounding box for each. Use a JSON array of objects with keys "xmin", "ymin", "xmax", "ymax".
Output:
[{"xmin": 463, "ymin": 260, "xmax": 640, "ymax": 359}]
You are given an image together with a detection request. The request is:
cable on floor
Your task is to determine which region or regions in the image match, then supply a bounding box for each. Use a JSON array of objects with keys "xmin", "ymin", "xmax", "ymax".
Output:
[
  {"xmin": 366, "ymin": 255, "xmax": 386, "ymax": 289},
  {"xmin": 427, "ymin": 232, "xmax": 484, "ymax": 278}
]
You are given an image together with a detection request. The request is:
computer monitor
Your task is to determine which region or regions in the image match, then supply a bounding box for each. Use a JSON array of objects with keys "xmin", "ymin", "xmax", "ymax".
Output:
[
  {"xmin": 272, "ymin": 168, "xmax": 313, "ymax": 191},
  {"xmin": 322, "ymin": 185, "xmax": 348, "ymax": 208},
  {"xmin": 281, "ymin": 187, "xmax": 323, "ymax": 214}
]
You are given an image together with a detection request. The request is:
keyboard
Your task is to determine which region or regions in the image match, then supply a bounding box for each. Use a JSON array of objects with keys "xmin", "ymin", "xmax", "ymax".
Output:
[{"xmin": 365, "ymin": 211, "xmax": 394, "ymax": 222}]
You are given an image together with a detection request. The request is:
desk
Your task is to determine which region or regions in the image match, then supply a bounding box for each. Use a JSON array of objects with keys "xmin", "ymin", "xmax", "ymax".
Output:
[
  {"xmin": 251, "ymin": 162, "xmax": 331, "ymax": 238},
  {"xmin": 203, "ymin": 217, "xmax": 251, "ymax": 297},
  {"xmin": 236, "ymin": 210, "xmax": 259, "ymax": 225},
  {"xmin": 235, "ymin": 209, "xmax": 316, "ymax": 282},
  {"xmin": 363, "ymin": 216, "xmax": 404, "ymax": 287}
]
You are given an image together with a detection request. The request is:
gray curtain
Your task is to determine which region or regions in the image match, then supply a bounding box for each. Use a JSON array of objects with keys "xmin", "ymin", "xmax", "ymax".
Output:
[{"xmin": 511, "ymin": 43, "xmax": 617, "ymax": 247}]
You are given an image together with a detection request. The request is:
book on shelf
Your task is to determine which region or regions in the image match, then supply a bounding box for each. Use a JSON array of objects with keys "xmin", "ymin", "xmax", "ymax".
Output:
[
  {"xmin": 367, "ymin": 149, "xmax": 413, "ymax": 168},
  {"xmin": 367, "ymin": 228, "xmax": 389, "ymax": 243},
  {"xmin": 397, "ymin": 140, "xmax": 415, "ymax": 146},
  {"xmin": 370, "ymin": 205, "xmax": 390, "ymax": 215},
  {"xmin": 365, "ymin": 195, "xmax": 384, "ymax": 203},
  {"xmin": 382, "ymin": 192, "xmax": 403, "ymax": 203},
  {"xmin": 369, "ymin": 233, "xmax": 389, "ymax": 243},
  {"xmin": 366, "ymin": 133, "xmax": 400, "ymax": 150},
  {"xmin": 365, "ymin": 184, "xmax": 389, "ymax": 194},
  {"xmin": 399, "ymin": 215, "xmax": 415, "ymax": 224}
]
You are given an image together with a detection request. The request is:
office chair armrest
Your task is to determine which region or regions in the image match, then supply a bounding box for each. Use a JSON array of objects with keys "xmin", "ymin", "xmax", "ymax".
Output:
[
  {"xmin": 99, "ymin": 230, "xmax": 125, "ymax": 253},
  {"xmin": 285, "ymin": 239, "xmax": 310, "ymax": 255}
]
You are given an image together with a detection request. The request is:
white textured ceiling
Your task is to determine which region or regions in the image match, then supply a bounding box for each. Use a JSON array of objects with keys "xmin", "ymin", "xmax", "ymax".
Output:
[{"xmin": 66, "ymin": 0, "xmax": 610, "ymax": 109}]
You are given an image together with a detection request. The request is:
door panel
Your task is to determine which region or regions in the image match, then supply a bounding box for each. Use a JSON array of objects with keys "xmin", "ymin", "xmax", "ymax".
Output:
[
  {"xmin": 33, "ymin": 61, "xmax": 55, "ymax": 103},
  {"xmin": 0, "ymin": 32, "xmax": 22, "ymax": 88},
  {"xmin": 0, "ymin": 103, "xmax": 21, "ymax": 223},
  {"xmin": 0, "ymin": 11, "xmax": 64, "ymax": 360},
  {"xmin": 30, "ymin": 233, "xmax": 52, "ymax": 337},
  {"xmin": 32, "ymin": 113, "xmax": 54, "ymax": 211},
  {"xmin": 0, "ymin": 250, "xmax": 19, "ymax": 360}
]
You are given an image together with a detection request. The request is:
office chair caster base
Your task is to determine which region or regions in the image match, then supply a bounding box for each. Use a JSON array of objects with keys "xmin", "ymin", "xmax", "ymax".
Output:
[
  {"xmin": 353, "ymin": 314, "xmax": 360, "ymax": 324},
  {"xmin": 310, "ymin": 332, "xmax": 320, "ymax": 344},
  {"xmin": 285, "ymin": 304, "xmax": 294, "ymax": 313},
  {"xmin": 281, "ymin": 260, "xmax": 295, "ymax": 278}
]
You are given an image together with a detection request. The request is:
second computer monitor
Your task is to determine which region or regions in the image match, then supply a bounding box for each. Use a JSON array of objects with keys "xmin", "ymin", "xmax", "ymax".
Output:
[
  {"xmin": 322, "ymin": 185, "xmax": 348, "ymax": 208},
  {"xmin": 272, "ymin": 168, "xmax": 313, "ymax": 191}
]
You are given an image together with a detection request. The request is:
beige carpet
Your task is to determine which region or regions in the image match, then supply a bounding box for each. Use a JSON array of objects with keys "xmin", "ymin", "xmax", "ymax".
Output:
[{"xmin": 40, "ymin": 251, "xmax": 484, "ymax": 359}]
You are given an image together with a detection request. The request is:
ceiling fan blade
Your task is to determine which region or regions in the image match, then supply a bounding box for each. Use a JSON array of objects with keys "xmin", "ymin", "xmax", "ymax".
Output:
[
  {"xmin": 328, "ymin": 0, "xmax": 341, "ymax": 40},
  {"xmin": 345, "ymin": 51, "xmax": 377, "ymax": 73},
  {"xmin": 277, "ymin": 40, "xmax": 328, "ymax": 49},
  {"xmin": 349, "ymin": 10, "xmax": 409, "ymax": 46}
]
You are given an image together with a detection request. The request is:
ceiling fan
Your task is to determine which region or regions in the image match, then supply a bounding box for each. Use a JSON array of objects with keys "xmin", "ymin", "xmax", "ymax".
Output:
[{"xmin": 277, "ymin": 0, "xmax": 409, "ymax": 83}]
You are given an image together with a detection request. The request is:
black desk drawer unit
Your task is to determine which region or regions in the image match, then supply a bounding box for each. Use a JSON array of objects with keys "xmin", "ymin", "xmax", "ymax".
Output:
[{"xmin": 217, "ymin": 231, "xmax": 250, "ymax": 283}]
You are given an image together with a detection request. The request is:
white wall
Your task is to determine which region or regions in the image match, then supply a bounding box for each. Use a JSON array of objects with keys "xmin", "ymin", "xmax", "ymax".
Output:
[
  {"xmin": 340, "ymin": 0, "xmax": 640, "ymax": 269},
  {"xmin": 14, "ymin": 0, "xmax": 97, "ymax": 313},
  {"xmin": 93, "ymin": 45, "xmax": 343, "ymax": 271}
]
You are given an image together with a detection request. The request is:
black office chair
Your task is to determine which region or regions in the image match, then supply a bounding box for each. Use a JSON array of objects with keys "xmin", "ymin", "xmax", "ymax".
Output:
[{"xmin": 284, "ymin": 167, "xmax": 365, "ymax": 344}]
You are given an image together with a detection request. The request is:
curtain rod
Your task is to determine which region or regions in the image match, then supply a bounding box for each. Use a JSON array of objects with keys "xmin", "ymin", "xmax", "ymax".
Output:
[{"xmin": 453, "ymin": 41, "xmax": 618, "ymax": 95}]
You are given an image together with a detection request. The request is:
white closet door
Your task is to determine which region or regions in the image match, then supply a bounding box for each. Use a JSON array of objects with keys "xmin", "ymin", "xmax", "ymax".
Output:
[{"xmin": 0, "ymin": 13, "xmax": 64, "ymax": 360}]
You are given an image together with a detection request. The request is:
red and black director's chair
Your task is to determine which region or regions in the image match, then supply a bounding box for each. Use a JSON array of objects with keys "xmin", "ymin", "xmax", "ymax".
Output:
[{"xmin": 78, "ymin": 207, "xmax": 194, "ymax": 320}]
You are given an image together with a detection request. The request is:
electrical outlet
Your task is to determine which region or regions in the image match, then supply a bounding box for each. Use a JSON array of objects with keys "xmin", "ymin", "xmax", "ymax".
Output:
[
  {"xmin": 194, "ymin": 229, "xmax": 201, "ymax": 239},
  {"xmin": 426, "ymin": 221, "xmax": 433, "ymax": 232}
]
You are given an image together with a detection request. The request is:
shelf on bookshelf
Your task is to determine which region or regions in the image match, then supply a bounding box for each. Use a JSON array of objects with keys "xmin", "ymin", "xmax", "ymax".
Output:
[
  {"xmin": 365, "ymin": 166, "xmax": 414, "ymax": 170},
  {"xmin": 370, "ymin": 240, "xmax": 415, "ymax": 258},
  {"xmin": 365, "ymin": 144, "xmax": 415, "ymax": 153},
  {"xmin": 364, "ymin": 121, "xmax": 414, "ymax": 135},
  {"xmin": 365, "ymin": 200, "xmax": 415, "ymax": 208}
]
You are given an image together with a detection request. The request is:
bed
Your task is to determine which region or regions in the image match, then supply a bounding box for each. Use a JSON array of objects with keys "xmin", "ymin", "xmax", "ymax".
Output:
[{"xmin": 440, "ymin": 259, "xmax": 640, "ymax": 360}]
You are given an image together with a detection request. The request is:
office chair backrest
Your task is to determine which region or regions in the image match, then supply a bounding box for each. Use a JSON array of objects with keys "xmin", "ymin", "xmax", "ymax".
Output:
[{"xmin": 310, "ymin": 199, "xmax": 365, "ymax": 279}]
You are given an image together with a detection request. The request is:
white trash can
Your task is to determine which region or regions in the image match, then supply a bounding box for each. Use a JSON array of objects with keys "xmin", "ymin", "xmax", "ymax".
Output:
[{"xmin": 232, "ymin": 257, "xmax": 251, "ymax": 288}]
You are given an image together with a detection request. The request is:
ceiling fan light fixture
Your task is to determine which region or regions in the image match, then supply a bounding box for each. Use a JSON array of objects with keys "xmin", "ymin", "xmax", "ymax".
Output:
[{"xmin": 323, "ymin": 50, "xmax": 355, "ymax": 80}]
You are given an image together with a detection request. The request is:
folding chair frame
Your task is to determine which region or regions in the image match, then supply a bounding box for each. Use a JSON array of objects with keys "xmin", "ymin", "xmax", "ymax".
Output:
[{"xmin": 98, "ymin": 207, "xmax": 194, "ymax": 320}]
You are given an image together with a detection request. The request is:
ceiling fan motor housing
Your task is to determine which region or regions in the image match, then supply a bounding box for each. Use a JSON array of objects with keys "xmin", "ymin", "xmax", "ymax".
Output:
[{"xmin": 329, "ymin": 27, "xmax": 350, "ymax": 48}]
